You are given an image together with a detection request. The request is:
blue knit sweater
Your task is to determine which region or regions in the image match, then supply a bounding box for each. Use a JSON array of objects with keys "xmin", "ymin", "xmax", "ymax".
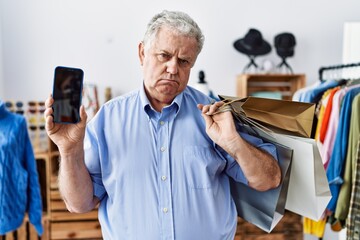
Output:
[{"xmin": 0, "ymin": 101, "xmax": 43, "ymax": 235}]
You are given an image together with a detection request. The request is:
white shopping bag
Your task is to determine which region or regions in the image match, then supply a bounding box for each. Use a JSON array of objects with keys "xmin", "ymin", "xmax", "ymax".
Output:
[{"xmin": 273, "ymin": 133, "xmax": 332, "ymax": 220}]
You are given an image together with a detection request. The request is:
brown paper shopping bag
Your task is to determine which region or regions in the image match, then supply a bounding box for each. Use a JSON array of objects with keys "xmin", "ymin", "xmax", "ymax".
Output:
[{"xmin": 219, "ymin": 95, "xmax": 315, "ymax": 138}]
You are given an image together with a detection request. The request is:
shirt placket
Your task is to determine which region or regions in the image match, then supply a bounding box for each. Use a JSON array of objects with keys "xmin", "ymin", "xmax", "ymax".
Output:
[{"xmin": 157, "ymin": 117, "xmax": 174, "ymax": 240}]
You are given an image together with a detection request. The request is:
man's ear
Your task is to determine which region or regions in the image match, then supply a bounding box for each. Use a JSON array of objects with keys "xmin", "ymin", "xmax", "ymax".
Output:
[{"xmin": 138, "ymin": 42, "xmax": 145, "ymax": 66}]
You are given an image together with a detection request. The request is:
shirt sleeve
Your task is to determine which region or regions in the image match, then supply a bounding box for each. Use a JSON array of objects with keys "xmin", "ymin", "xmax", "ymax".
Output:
[
  {"xmin": 215, "ymin": 130, "xmax": 278, "ymax": 184},
  {"xmin": 84, "ymin": 122, "xmax": 106, "ymax": 200}
]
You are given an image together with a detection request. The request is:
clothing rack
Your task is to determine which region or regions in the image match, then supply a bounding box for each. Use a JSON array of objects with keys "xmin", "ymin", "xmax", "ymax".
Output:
[{"xmin": 319, "ymin": 62, "xmax": 360, "ymax": 81}]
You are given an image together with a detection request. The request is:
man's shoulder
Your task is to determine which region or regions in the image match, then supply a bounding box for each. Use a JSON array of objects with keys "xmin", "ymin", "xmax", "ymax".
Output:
[
  {"xmin": 183, "ymin": 86, "xmax": 214, "ymax": 104},
  {"xmin": 103, "ymin": 89, "xmax": 140, "ymax": 108}
]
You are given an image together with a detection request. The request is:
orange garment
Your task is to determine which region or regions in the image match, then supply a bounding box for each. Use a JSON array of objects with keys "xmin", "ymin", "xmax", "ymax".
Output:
[
  {"xmin": 314, "ymin": 90, "xmax": 331, "ymax": 140},
  {"xmin": 319, "ymin": 87, "xmax": 340, "ymax": 143}
]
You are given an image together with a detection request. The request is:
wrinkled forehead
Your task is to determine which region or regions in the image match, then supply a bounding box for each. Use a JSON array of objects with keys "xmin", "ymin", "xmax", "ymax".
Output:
[{"xmin": 151, "ymin": 27, "xmax": 199, "ymax": 59}]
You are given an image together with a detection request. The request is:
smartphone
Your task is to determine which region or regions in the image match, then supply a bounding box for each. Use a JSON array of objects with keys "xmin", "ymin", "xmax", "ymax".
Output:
[{"xmin": 52, "ymin": 66, "xmax": 84, "ymax": 124}]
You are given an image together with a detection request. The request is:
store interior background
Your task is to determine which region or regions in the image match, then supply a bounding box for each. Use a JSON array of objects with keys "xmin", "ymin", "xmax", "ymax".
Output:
[{"xmin": 0, "ymin": 0, "xmax": 360, "ymax": 239}]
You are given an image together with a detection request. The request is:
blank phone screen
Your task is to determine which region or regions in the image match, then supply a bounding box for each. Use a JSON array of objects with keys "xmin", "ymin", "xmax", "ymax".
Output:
[{"xmin": 52, "ymin": 66, "xmax": 84, "ymax": 124}]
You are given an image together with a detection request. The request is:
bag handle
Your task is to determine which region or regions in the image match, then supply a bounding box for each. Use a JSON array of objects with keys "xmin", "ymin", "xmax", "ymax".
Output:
[{"xmin": 211, "ymin": 98, "xmax": 275, "ymax": 140}]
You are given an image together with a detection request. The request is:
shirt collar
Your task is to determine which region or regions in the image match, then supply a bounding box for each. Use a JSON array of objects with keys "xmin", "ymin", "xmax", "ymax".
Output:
[{"xmin": 140, "ymin": 82, "xmax": 182, "ymax": 117}]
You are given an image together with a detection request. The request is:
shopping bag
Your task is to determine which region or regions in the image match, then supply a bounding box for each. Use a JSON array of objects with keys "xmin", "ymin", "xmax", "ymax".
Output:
[
  {"xmin": 272, "ymin": 133, "xmax": 332, "ymax": 220},
  {"xmin": 229, "ymin": 123, "xmax": 293, "ymax": 233},
  {"xmin": 218, "ymin": 95, "xmax": 315, "ymax": 138}
]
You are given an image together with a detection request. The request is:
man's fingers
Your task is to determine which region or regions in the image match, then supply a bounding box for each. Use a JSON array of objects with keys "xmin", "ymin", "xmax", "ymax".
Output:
[
  {"xmin": 202, "ymin": 101, "xmax": 224, "ymax": 115},
  {"xmin": 79, "ymin": 105, "xmax": 88, "ymax": 126},
  {"xmin": 45, "ymin": 94, "xmax": 54, "ymax": 108},
  {"xmin": 45, "ymin": 113, "xmax": 54, "ymax": 132}
]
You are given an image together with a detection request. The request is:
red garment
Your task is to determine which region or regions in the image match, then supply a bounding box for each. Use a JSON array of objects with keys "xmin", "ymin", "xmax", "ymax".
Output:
[{"xmin": 319, "ymin": 87, "xmax": 340, "ymax": 143}]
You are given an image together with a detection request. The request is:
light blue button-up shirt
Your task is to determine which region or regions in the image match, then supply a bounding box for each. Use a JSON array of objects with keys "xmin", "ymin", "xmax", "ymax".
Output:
[{"xmin": 84, "ymin": 85, "xmax": 277, "ymax": 240}]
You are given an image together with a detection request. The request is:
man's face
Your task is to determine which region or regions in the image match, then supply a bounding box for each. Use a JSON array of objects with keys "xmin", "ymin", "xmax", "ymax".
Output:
[{"xmin": 139, "ymin": 27, "xmax": 198, "ymax": 109}]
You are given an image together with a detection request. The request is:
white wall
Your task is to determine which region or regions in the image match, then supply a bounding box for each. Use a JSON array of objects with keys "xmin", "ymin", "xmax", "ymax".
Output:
[{"xmin": 0, "ymin": 0, "xmax": 359, "ymax": 105}]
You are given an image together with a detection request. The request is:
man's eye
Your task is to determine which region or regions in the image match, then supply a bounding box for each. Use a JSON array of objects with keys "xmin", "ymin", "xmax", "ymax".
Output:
[
  {"xmin": 158, "ymin": 53, "xmax": 170, "ymax": 61},
  {"xmin": 178, "ymin": 59, "xmax": 189, "ymax": 66}
]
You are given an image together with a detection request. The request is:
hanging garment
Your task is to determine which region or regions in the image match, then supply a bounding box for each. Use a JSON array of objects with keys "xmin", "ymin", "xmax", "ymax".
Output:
[
  {"xmin": 335, "ymin": 93, "xmax": 360, "ymax": 221},
  {"xmin": 298, "ymin": 80, "xmax": 345, "ymax": 139},
  {"xmin": 314, "ymin": 89, "xmax": 331, "ymax": 140},
  {"xmin": 321, "ymin": 84, "xmax": 360, "ymax": 169},
  {"xmin": 326, "ymin": 87, "xmax": 360, "ymax": 212},
  {"xmin": 299, "ymin": 79, "xmax": 341, "ymax": 103},
  {"xmin": 346, "ymin": 138, "xmax": 360, "ymax": 240},
  {"xmin": 305, "ymin": 85, "xmax": 360, "ymax": 238},
  {"xmin": 303, "ymin": 217, "xmax": 327, "ymax": 238},
  {"xmin": 319, "ymin": 87, "xmax": 340, "ymax": 143},
  {"xmin": 292, "ymin": 81, "xmax": 321, "ymax": 101},
  {"xmin": 0, "ymin": 100, "xmax": 43, "ymax": 235}
]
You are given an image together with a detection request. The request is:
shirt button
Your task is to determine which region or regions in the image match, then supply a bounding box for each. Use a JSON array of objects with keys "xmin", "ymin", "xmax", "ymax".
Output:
[
  {"xmin": 160, "ymin": 121, "xmax": 165, "ymax": 125},
  {"xmin": 161, "ymin": 176, "xmax": 167, "ymax": 181},
  {"xmin": 163, "ymin": 207, "xmax": 168, "ymax": 213},
  {"xmin": 160, "ymin": 146, "xmax": 166, "ymax": 152}
]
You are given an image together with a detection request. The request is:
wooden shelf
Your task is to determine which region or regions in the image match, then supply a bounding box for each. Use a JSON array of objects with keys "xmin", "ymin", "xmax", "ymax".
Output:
[{"xmin": 236, "ymin": 74, "xmax": 306, "ymax": 100}]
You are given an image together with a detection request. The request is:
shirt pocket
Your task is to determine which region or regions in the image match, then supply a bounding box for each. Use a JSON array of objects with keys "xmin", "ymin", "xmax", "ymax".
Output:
[{"xmin": 183, "ymin": 146, "xmax": 225, "ymax": 189}]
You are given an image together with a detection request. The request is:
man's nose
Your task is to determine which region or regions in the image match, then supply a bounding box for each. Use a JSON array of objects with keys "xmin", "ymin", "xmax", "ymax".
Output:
[{"xmin": 166, "ymin": 58, "xmax": 178, "ymax": 75}]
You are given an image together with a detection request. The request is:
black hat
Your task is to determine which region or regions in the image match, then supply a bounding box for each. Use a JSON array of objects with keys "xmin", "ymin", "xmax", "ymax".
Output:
[
  {"xmin": 274, "ymin": 32, "xmax": 296, "ymax": 58},
  {"xmin": 234, "ymin": 28, "xmax": 271, "ymax": 56}
]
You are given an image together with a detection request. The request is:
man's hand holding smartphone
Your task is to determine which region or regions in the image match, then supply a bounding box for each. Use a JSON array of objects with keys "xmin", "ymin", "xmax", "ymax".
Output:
[{"xmin": 44, "ymin": 66, "xmax": 87, "ymax": 152}]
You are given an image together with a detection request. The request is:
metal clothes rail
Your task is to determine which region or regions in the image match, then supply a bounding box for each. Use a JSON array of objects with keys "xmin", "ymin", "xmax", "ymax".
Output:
[{"xmin": 319, "ymin": 62, "xmax": 360, "ymax": 81}]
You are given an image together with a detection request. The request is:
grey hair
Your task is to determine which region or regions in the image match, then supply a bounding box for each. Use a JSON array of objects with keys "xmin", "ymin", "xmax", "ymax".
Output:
[{"xmin": 143, "ymin": 10, "xmax": 205, "ymax": 55}]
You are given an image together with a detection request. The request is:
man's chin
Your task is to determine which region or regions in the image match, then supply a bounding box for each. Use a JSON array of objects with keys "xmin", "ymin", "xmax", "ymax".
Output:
[
  {"xmin": 155, "ymin": 90, "xmax": 178, "ymax": 102},
  {"xmin": 156, "ymin": 85, "xmax": 178, "ymax": 95}
]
